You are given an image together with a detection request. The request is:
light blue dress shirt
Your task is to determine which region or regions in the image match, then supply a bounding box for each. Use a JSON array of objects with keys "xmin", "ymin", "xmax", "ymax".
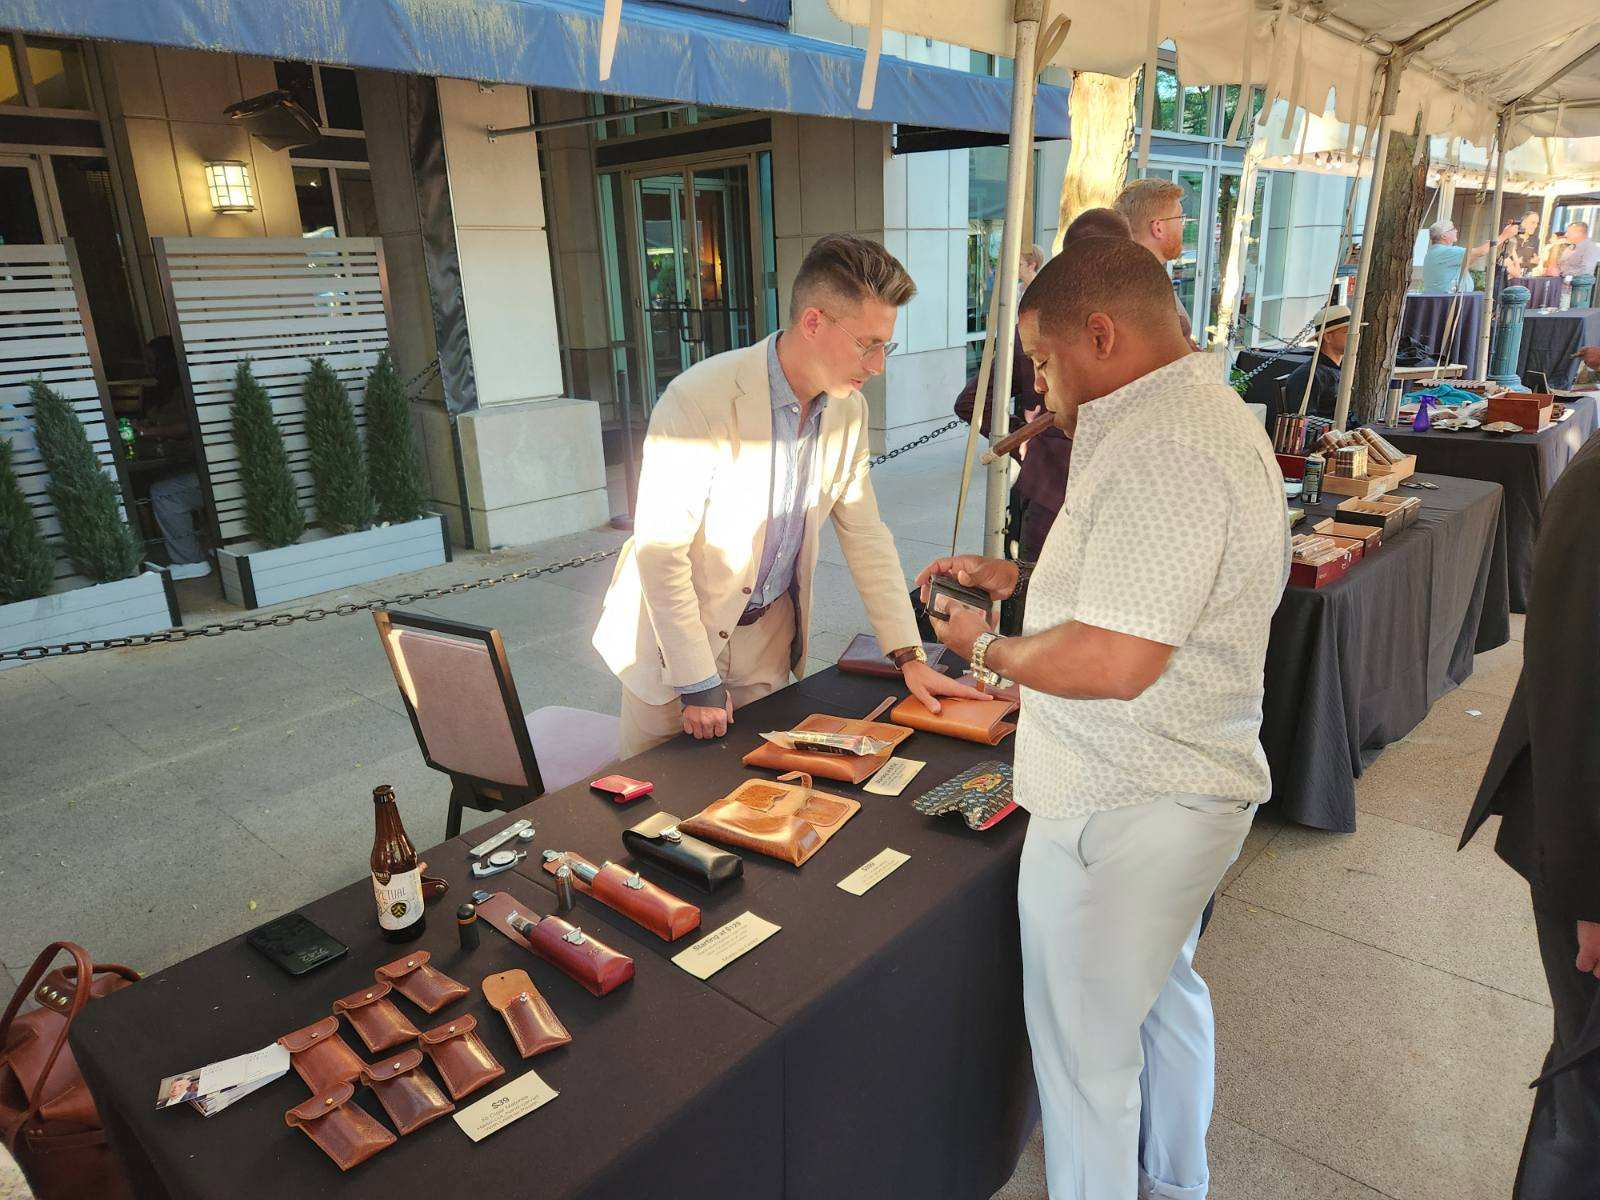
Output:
[{"xmin": 675, "ymin": 334, "xmax": 826, "ymax": 703}]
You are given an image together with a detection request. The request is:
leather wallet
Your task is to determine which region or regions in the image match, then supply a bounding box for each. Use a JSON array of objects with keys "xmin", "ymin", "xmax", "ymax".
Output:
[
  {"xmin": 374, "ymin": 950, "xmax": 470, "ymax": 1014},
  {"xmin": 418, "ymin": 1014, "xmax": 504, "ymax": 1101},
  {"xmin": 741, "ymin": 698, "xmax": 912, "ymax": 784},
  {"xmin": 837, "ymin": 633, "xmax": 950, "ymax": 678},
  {"xmin": 889, "ymin": 693, "xmax": 1018, "ymax": 744},
  {"xmin": 474, "ymin": 891, "xmax": 636, "ymax": 998},
  {"xmin": 681, "ymin": 772, "xmax": 861, "ymax": 867},
  {"xmin": 623, "ymin": 813, "xmax": 744, "ymax": 893},
  {"xmin": 482, "ymin": 969, "xmax": 571, "ymax": 1059},
  {"xmin": 285, "ymin": 1082, "xmax": 395, "ymax": 1171},
  {"xmin": 277, "ymin": 1015, "xmax": 364, "ymax": 1093},
  {"xmin": 332, "ymin": 979, "xmax": 420, "ymax": 1054},
  {"xmin": 540, "ymin": 851, "xmax": 701, "ymax": 941},
  {"xmin": 359, "ymin": 1047, "xmax": 454, "ymax": 1135}
]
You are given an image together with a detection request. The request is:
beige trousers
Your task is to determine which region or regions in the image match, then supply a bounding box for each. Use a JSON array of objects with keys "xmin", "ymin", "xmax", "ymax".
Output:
[{"xmin": 618, "ymin": 594, "xmax": 796, "ymax": 758}]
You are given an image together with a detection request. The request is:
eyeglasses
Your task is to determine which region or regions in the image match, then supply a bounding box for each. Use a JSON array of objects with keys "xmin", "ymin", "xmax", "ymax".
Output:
[
  {"xmin": 820, "ymin": 310, "xmax": 897, "ymax": 361},
  {"xmin": 1156, "ymin": 212, "xmax": 1197, "ymax": 225}
]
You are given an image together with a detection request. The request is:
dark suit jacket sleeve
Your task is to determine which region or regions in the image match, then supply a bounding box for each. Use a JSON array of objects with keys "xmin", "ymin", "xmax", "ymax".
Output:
[{"xmin": 954, "ymin": 334, "xmax": 1034, "ymax": 438}]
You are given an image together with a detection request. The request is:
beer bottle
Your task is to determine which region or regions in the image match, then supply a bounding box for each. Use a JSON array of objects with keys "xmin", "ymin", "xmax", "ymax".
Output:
[{"xmin": 370, "ymin": 784, "xmax": 425, "ymax": 942}]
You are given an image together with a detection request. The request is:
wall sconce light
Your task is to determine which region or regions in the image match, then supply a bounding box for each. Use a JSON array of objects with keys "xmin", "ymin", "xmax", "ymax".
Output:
[{"xmin": 204, "ymin": 160, "xmax": 255, "ymax": 213}]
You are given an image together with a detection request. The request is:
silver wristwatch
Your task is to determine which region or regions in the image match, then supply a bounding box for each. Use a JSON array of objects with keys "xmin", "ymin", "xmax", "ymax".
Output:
[{"xmin": 970, "ymin": 632, "xmax": 1005, "ymax": 689}]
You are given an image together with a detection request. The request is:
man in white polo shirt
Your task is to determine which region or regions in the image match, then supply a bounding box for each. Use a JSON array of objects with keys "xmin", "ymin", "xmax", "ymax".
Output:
[{"xmin": 918, "ymin": 236, "xmax": 1290, "ymax": 1200}]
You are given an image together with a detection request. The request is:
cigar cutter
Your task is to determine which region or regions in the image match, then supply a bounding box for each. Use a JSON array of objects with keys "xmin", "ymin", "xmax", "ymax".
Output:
[
  {"xmin": 471, "ymin": 849, "xmax": 525, "ymax": 878},
  {"xmin": 468, "ymin": 819, "xmax": 534, "ymax": 859}
]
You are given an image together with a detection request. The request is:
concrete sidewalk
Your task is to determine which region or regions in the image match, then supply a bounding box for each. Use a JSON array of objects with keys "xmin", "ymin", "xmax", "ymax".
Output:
[{"xmin": 0, "ymin": 435, "xmax": 1550, "ymax": 1200}]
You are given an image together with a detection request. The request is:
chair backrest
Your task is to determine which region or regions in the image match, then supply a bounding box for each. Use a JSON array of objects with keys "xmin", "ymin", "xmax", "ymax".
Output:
[{"xmin": 373, "ymin": 609, "xmax": 544, "ymax": 796}]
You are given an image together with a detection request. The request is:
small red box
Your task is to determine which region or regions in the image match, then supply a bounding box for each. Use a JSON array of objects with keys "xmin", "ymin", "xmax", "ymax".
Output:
[
  {"xmin": 1276, "ymin": 453, "xmax": 1308, "ymax": 480},
  {"xmin": 590, "ymin": 775, "xmax": 653, "ymax": 803},
  {"xmin": 1485, "ymin": 392, "xmax": 1554, "ymax": 432},
  {"xmin": 1290, "ymin": 552, "xmax": 1353, "ymax": 589}
]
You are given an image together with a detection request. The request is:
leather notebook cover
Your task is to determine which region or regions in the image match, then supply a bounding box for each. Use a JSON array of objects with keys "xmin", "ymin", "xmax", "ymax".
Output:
[
  {"xmin": 285, "ymin": 1082, "xmax": 396, "ymax": 1170},
  {"xmin": 889, "ymin": 694, "xmax": 1018, "ymax": 745},
  {"xmin": 741, "ymin": 705, "xmax": 912, "ymax": 784},
  {"xmin": 681, "ymin": 772, "xmax": 861, "ymax": 867},
  {"xmin": 540, "ymin": 852, "xmax": 701, "ymax": 941},
  {"xmin": 622, "ymin": 813, "xmax": 744, "ymax": 893},
  {"xmin": 837, "ymin": 633, "xmax": 950, "ymax": 678},
  {"xmin": 483, "ymin": 969, "xmax": 572, "ymax": 1058},
  {"xmin": 474, "ymin": 891, "xmax": 636, "ymax": 997}
]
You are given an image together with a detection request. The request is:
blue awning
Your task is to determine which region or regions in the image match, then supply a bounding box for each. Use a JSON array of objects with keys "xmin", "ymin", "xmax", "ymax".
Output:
[{"xmin": 1, "ymin": 0, "xmax": 1068, "ymax": 139}]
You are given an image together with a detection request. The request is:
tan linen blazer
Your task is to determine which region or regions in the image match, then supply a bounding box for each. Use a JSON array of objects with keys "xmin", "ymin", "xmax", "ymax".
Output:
[{"xmin": 593, "ymin": 335, "xmax": 922, "ymax": 706}]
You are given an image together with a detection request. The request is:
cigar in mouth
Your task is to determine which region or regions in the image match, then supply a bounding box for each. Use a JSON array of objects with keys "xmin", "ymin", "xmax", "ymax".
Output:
[{"xmin": 980, "ymin": 410, "xmax": 1056, "ymax": 465}]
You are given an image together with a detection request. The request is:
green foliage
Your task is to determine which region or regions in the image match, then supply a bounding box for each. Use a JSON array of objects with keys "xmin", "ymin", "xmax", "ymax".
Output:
[
  {"xmin": 302, "ymin": 357, "xmax": 373, "ymax": 535},
  {"xmin": 29, "ymin": 380, "xmax": 141, "ymax": 582},
  {"xmin": 1229, "ymin": 367, "xmax": 1250, "ymax": 399},
  {"xmin": 362, "ymin": 351, "xmax": 429, "ymax": 524},
  {"xmin": 230, "ymin": 360, "xmax": 305, "ymax": 549},
  {"xmin": 0, "ymin": 436, "xmax": 56, "ymax": 603}
]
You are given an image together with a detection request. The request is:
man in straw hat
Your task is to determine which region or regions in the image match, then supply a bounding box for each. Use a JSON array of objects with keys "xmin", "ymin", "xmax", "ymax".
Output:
[{"xmin": 1279, "ymin": 303, "xmax": 1354, "ymax": 423}]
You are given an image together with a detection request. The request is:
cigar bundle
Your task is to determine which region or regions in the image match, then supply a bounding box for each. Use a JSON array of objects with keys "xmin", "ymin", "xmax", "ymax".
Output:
[{"xmin": 1318, "ymin": 425, "xmax": 1406, "ymax": 468}]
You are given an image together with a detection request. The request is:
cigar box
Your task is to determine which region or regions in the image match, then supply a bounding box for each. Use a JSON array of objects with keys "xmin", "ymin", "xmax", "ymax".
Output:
[
  {"xmin": 1312, "ymin": 519, "xmax": 1382, "ymax": 552},
  {"xmin": 1335, "ymin": 494, "xmax": 1419, "ymax": 536},
  {"xmin": 1368, "ymin": 453, "xmax": 1417, "ymax": 481},
  {"xmin": 1485, "ymin": 392, "xmax": 1554, "ymax": 433},
  {"xmin": 1320, "ymin": 470, "xmax": 1397, "ymax": 499},
  {"xmin": 1289, "ymin": 536, "xmax": 1353, "ymax": 589},
  {"xmin": 1276, "ymin": 453, "xmax": 1307, "ymax": 480},
  {"xmin": 1316, "ymin": 533, "xmax": 1366, "ymax": 561}
]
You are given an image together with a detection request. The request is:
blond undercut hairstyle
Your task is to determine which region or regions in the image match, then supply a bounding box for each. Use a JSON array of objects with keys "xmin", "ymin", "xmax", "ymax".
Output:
[
  {"xmin": 790, "ymin": 234, "xmax": 916, "ymax": 322},
  {"xmin": 1114, "ymin": 178, "xmax": 1184, "ymax": 236}
]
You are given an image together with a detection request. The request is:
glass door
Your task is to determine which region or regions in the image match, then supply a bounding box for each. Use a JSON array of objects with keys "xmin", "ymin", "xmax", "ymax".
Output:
[{"xmin": 0, "ymin": 153, "xmax": 55, "ymax": 245}]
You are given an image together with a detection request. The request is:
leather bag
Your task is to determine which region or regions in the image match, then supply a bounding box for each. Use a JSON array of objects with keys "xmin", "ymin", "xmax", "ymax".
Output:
[
  {"xmin": 889, "ymin": 693, "xmax": 1018, "ymax": 745},
  {"xmin": 741, "ymin": 698, "xmax": 912, "ymax": 784},
  {"xmin": 681, "ymin": 772, "xmax": 861, "ymax": 866},
  {"xmin": 836, "ymin": 633, "xmax": 951, "ymax": 678},
  {"xmin": 622, "ymin": 813, "xmax": 744, "ymax": 893},
  {"xmin": 0, "ymin": 942, "xmax": 139, "ymax": 1200}
]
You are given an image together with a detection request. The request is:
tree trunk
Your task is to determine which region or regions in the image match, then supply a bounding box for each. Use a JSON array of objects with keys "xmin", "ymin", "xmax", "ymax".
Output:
[
  {"xmin": 1351, "ymin": 114, "xmax": 1428, "ymax": 423},
  {"xmin": 1055, "ymin": 71, "xmax": 1136, "ymax": 252}
]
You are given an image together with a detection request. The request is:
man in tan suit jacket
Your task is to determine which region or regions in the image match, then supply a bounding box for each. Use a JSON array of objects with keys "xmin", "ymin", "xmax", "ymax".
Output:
[{"xmin": 595, "ymin": 235, "xmax": 982, "ymax": 755}]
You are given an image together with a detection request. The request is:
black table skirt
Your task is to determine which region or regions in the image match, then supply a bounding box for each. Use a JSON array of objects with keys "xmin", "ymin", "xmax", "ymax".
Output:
[
  {"xmin": 1402, "ymin": 292, "xmax": 1482, "ymax": 366},
  {"xmin": 1376, "ymin": 398, "xmax": 1598, "ymax": 611},
  {"xmin": 1263, "ymin": 474, "xmax": 1510, "ymax": 832},
  {"xmin": 1518, "ymin": 308, "xmax": 1600, "ymax": 389}
]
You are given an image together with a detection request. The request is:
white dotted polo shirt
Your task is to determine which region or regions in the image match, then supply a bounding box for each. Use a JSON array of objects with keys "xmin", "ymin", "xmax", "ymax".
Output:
[{"xmin": 1015, "ymin": 349, "xmax": 1291, "ymax": 820}]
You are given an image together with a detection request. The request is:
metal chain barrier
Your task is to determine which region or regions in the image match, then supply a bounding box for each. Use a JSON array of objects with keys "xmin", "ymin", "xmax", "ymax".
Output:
[
  {"xmin": 1, "ymin": 415, "xmax": 967, "ymax": 663},
  {"xmin": 1232, "ymin": 315, "xmax": 1322, "ymax": 385}
]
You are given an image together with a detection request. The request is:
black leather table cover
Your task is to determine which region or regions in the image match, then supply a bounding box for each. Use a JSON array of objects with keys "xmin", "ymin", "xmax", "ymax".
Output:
[
  {"xmin": 70, "ymin": 852, "xmax": 784, "ymax": 1200},
  {"xmin": 1265, "ymin": 474, "xmax": 1509, "ymax": 831},
  {"xmin": 1401, "ymin": 292, "xmax": 1482, "ymax": 368},
  {"xmin": 1376, "ymin": 399, "xmax": 1597, "ymax": 611},
  {"xmin": 1518, "ymin": 308, "xmax": 1600, "ymax": 389}
]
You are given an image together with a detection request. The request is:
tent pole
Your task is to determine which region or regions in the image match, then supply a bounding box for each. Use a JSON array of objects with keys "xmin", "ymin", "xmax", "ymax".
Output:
[
  {"xmin": 1334, "ymin": 59, "xmax": 1401, "ymax": 430},
  {"xmin": 1474, "ymin": 111, "xmax": 1508, "ymax": 379},
  {"xmin": 983, "ymin": 0, "xmax": 1044, "ymax": 559}
]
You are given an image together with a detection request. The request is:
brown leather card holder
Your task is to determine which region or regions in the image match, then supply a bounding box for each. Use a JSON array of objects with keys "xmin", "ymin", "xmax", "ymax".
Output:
[
  {"xmin": 277, "ymin": 1015, "xmax": 364, "ymax": 1093},
  {"xmin": 418, "ymin": 1014, "xmax": 505, "ymax": 1100},
  {"xmin": 285, "ymin": 1082, "xmax": 395, "ymax": 1171},
  {"xmin": 375, "ymin": 949, "xmax": 470, "ymax": 1014},
  {"xmin": 359, "ymin": 1047, "xmax": 454, "ymax": 1135},
  {"xmin": 333, "ymin": 979, "xmax": 420, "ymax": 1053},
  {"xmin": 540, "ymin": 852, "xmax": 701, "ymax": 941},
  {"xmin": 483, "ymin": 969, "xmax": 572, "ymax": 1058},
  {"xmin": 837, "ymin": 633, "xmax": 950, "ymax": 678},
  {"xmin": 889, "ymin": 694, "xmax": 1018, "ymax": 745},
  {"xmin": 681, "ymin": 772, "xmax": 860, "ymax": 866},
  {"xmin": 741, "ymin": 699, "xmax": 912, "ymax": 784}
]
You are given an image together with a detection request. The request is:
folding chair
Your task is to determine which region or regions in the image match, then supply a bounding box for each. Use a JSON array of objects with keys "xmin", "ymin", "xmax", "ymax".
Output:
[{"xmin": 373, "ymin": 610, "xmax": 621, "ymax": 838}]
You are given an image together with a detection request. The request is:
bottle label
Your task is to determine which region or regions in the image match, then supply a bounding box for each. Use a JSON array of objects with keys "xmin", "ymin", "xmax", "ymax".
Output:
[{"xmin": 373, "ymin": 867, "xmax": 424, "ymax": 931}]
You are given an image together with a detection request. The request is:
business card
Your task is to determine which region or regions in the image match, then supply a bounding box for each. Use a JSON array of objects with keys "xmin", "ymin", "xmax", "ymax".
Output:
[
  {"xmin": 838, "ymin": 848, "xmax": 910, "ymax": 896},
  {"xmin": 864, "ymin": 757, "xmax": 925, "ymax": 796},
  {"xmin": 672, "ymin": 912, "xmax": 781, "ymax": 980},
  {"xmin": 453, "ymin": 1069, "xmax": 559, "ymax": 1142}
]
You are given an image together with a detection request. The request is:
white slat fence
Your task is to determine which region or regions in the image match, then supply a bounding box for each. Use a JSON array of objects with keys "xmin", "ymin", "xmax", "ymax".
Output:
[
  {"xmin": 154, "ymin": 236, "xmax": 391, "ymax": 543},
  {"xmin": 0, "ymin": 241, "xmax": 127, "ymax": 582}
]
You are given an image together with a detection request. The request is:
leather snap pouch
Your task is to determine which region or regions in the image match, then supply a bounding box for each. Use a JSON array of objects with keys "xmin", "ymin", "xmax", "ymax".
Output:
[
  {"xmin": 359, "ymin": 1047, "xmax": 454, "ymax": 1135},
  {"xmin": 418, "ymin": 1014, "xmax": 504, "ymax": 1100},
  {"xmin": 482, "ymin": 969, "xmax": 571, "ymax": 1059},
  {"xmin": 375, "ymin": 950, "xmax": 469, "ymax": 1014},
  {"xmin": 284, "ymin": 1082, "xmax": 395, "ymax": 1171},
  {"xmin": 277, "ymin": 1015, "xmax": 364, "ymax": 1093},
  {"xmin": 333, "ymin": 979, "xmax": 420, "ymax": 1053},
  {"xmin": 622, "ymin": 812, "xmax": 744, "ymax": 893},
  {"xmin": 681, "ymin": 772, "xmax": 860, "ymax": 867}
]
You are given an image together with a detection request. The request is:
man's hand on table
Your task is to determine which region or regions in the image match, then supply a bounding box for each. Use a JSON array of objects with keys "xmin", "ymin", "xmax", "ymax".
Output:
[
  {"xmin": 900, "ymin": 658, "xmax": 989, "ymax": 715},
  {"xmin": 1577, "ymin": 920, "xmax": 1600, "ymax": 980},
  {"xmin": 682, "ymin": 696, "xmax": 735, "ymax": 739}
]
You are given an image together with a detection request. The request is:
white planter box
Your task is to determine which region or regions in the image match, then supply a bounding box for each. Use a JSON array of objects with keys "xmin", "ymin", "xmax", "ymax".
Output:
[
  {"xmin": 0, "ymin": 570, "xmax": 180, "ymax": 671},
  {"xmin": 218, "ymin": 514, "xmax": 449, "ymax": 610}
]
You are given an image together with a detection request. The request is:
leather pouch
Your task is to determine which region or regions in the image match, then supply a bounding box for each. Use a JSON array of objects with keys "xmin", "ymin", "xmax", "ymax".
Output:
[
  {"xmin": 374, "ymin": 950, "xmax": 469, "ymax": 1014},
  {"xmin": 332, "ymin": 980, "xmax": 420, "ymax": 1053},
  {"xmin": 681, "ymin": 772, "xmax": 860, "ymax": 867},
  {"xmin": 474, "ymin": 892, "xmax": 636, "ymax": 997},
  {"xmin": 359, "ymin": 1047, "xmax": 453, "ymax": 1135},
  {"xmin": 418, "ymin": 1014, "xmax": 504, "ymax": 1101},
  {"xmin": 277, "ymin": 1015, "xmax": 364, "ymax": 1092},
  {"xmin": 837, "ymin": 633, "xmax": 950, "ymax": 678},
  {"xmin": 284, "ymin": 1082, "xmax": 395, "ymax": 1171},
  {"xmin": 622, "ymin": 813, "xmax": 743, "ymax": 893},
  {"xmin": 889, "ymin": 693, "xmax": 1018, "ymax": 745},
  {"xmin": 741, "ymin": 698, "xmax": 912, "ymax": 785},
  {"xmin": 541, "ymin": 852, "xmax": 701, "ymax": 941},
  {"xmin": 482, "ymin": 969, "xmax": 571, "ymax": 1058}
]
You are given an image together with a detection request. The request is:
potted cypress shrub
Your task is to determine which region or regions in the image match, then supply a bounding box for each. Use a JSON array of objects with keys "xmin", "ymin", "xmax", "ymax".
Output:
[
  {"xmin": 217, "ymin": 357, "xmax": 446, "ymax": 610},
  {"xmin": 1, "ymin": 384, "xmax": 178, "ymax": 668}
]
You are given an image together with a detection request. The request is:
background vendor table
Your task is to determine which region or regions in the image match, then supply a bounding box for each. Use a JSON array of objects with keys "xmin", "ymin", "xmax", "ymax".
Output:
[
  {"xmin": 1376, "ymin": 398, "xmax": 1598, "ymax": 611},
  {"xmin": 1518, "ymin": 307, "xmax": 1600, "ymax": 389},
  {"xmin": 69, "ymin": 669, "xmax": 1035, "ymax": 1200},
  {"xmin": 1518, "ymin": 275, "xmax": 1563, "ymax": 309},
  {"xmin": 1263, "ymin": 474, "xmax": 1509, "ymax": 831},
  {"xmin": 1402, "ymin": 292, "xmax": 1483, "ymax": 367}
]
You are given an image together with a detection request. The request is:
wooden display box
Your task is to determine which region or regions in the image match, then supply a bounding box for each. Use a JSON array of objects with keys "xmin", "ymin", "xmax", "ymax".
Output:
[
  {"xmin": 1313, "ymin": 519, "xmax": 1383, "ymax": 552},
  {"xmin": 1485, "ymin": 392, "xmax": 1554, "ymax": 432},
  {"xmin": 1369, "ymin": 453, "xmax": 1417, "ymax": 480},
  {"xmin": 1289, "ymin": 544, "xmax": 1354, "ymax": 589},
  {"xmin": 1320, "ymin": 470, "xmax": 1399, "ymax": 499},
  {"xmin": 1335, "ymin": 495, "xmax": 1420, "ymax": 537}
]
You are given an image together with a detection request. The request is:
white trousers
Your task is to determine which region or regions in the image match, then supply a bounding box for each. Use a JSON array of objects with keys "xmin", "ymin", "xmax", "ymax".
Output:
[{"xmin": 1018, "ymin": 794, "xmax": 1256, "ymax": 1200}]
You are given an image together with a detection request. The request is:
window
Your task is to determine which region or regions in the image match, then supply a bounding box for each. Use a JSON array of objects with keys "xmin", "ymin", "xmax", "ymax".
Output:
[
  {"xmin": 968, "ymin": 52, "xmax": 1014, "ymax": 78},
  {"xmin": 293, "ymin": 165, "xmax": 374, "ymax": 237},
  {"xmin": 588, "ymin": 97, "xmax": 749, "ymax": 140},
  {"xmin": 1181, "ymin": 84, "xmax": 1211, "ymax": 137},
  {"xmin": 273, "ymin": 61, "xmax": 365, "ymax": 133},
  {"xmin": 274, "ymin": 61, "xmax": 318, "ymax": 119},
  {"xmin": 0, "ymin": 34, "xmax": 91, "ymax": 110},
  {"xmin": 1221, "ymin": 85, "xmax": 1266, "ymax": 139},
  {"xmin": 0, "ymin": 40, "xmax": 20, "ymax": 106},
  {"xmin": 967, "ymin": 146, "xmax": 1007, "ymax": 338},
  {"xmin": 294, "ymin": 166, "xmax": 338, "ymax": 237},
  {"xmin": 1134, "ymin": 66, "xmax": 1181, "ymax": 133}
]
